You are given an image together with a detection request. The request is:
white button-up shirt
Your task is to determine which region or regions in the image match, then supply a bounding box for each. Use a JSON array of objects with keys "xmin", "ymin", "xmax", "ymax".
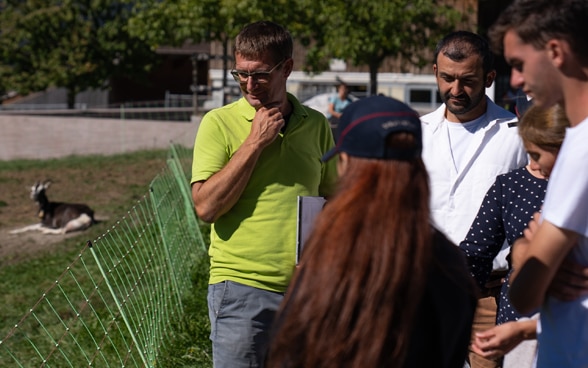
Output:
[{"xmin": 421, "ymin": 97, "xmax": 528, "ymax": 251}]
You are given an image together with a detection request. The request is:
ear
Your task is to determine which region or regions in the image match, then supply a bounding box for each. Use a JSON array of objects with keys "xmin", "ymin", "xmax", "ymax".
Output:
[
  {"xmin": 31, "ymin": 181, "xmax": 41, "ymax": 192},
  {"xmin": 43, "ymin": 180, "xmax": 52, "ymax": 189},
  {"xmin": 337, "ymin": 152, "xmax": 350, "ymax": 176},
  {"xmin": 485, "ymin": 70, "xmax": 496, "ymax": 88},
  {"xmin": 283, "ymin": 58, "xmax": 293, "ymax": 78},
  {"xmin": 433, "ymin": 64, "xmax": 438, "ymax": 75},
  {"xmin": 546, "ymin": 39, "xmax": 565, "ymax": 69}
]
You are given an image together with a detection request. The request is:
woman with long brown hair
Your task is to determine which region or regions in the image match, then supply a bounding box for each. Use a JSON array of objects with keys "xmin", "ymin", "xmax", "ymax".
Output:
[{"xmin": 266, "ymin": 95, "xmax": 478, "ymax": 368}]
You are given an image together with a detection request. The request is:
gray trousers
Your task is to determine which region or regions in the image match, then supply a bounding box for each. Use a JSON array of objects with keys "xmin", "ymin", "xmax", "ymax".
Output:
[{"xmin": 208, "ymin": 280, "xmax": 284, "ymax": 368}]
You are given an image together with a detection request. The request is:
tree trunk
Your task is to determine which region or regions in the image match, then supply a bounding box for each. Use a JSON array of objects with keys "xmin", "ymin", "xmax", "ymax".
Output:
[
  {"xmin": 66, "ymin": 88, "xmax": 76, "ymax": 109},
  {"xmin": 368, "ymin": 61, "xmax": 379, "ymax": 96},
  {"xmin": 222, "ymin": 37, "xmax": 229, "ymax": 105}
]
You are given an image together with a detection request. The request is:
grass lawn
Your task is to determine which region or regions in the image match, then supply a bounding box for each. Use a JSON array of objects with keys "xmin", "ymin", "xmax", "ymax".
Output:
[{"xmin": 0, "ymin": 149, "xmax": 212, "ymax": 367}]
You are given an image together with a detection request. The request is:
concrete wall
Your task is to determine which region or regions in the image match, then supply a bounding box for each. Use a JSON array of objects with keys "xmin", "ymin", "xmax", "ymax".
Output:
[{"xmin": 0, "ymin": 114, "xmax": 199, "ymax": 161}]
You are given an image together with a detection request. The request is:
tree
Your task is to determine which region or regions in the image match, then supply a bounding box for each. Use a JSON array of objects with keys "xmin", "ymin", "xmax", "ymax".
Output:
[
  {"xmin": 128, "ymin": 0, "xmax": 468, "ymax": 98},
  {"xmin": 128, "ymin": 0, "xmax": 300, "ymax": 96},
  {"xmin": 0, "ymin": 0, "xmax": 157, "ymax": 108},
  {"xmin": 290, "ymin": 0, "xmax": 467, "ymax": 95}
]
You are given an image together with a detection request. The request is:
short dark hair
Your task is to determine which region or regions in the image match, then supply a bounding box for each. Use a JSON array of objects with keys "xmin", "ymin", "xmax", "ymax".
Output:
[
  {"xmin": 489, "ymin": 0, "xmax": 588, "ymax": 64},
  {"xmin": 233, "ymin": 21, "xmax": 293, "ymax": 65},
  {"xmin": 434, "ymin": 31, "xmax": 494, "ymax": 75}
]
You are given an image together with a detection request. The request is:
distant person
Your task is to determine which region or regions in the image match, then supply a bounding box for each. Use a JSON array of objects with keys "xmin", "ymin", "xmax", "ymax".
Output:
[
  {"xmin": 501, "ymin": 88, "xmax": 532, "ymax": 117},
  {"xmin": 266, "ymin": 95, "xmax": 478, "ymax": 368},
  {"xmin": 190, "ymin": 20, "xmax": 338, "ymax": 368},
  {"xmin": 500, "ymin": 87, "xmax": 518, "ymax": 114},
  {"xmin": 489, "ymin": 0, "xmax": 588, "ymax": 366},
  {"xmin": 512, "ymin": 89, "xmax": 533, "ymax": 119},
  {"xmin": 420, "ymin": 30, "xmax": 528, "ymax": 368},
  {"xmin": 461, "ymin": 104, "xmax": 568, "ymax": 367},
  {"xmin": 326, "ymin": 82, "xmax": 353, "ymax": 128}
]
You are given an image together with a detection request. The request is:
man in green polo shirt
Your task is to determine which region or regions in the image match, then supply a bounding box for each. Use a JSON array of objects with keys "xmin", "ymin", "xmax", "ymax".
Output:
[{"xmin": 190, "ymin": 20, "xmax": 338, "ymax": 368}]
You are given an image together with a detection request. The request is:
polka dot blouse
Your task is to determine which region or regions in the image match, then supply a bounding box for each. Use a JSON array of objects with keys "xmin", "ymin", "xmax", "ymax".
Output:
[{"xmin": 458, "ymin": 166, "xmax": 547, "ymax": 324}]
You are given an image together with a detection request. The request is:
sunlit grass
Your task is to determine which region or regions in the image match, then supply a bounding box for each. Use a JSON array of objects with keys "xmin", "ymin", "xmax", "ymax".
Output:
[{"xmin": 0, "ymin": 149, "xmax": 212, "ymax": 367}]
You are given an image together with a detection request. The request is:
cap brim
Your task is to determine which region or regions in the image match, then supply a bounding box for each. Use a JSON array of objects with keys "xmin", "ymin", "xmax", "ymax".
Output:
[{"xmin": 321, "ymin": 147, "xmax": 338, "ymax": 162}]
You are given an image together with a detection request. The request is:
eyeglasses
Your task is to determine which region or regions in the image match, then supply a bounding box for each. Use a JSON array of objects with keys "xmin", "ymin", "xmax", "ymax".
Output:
[{"xmin": 231, "ymin": 59, "xmax": 286, "ymax": 84}]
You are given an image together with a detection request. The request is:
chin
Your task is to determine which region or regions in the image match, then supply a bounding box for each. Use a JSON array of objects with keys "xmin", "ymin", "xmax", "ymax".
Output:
[
  {"xmin": 244, "ymin": 95, "xmax": 263, "ymax": 109},
  {"xmin": 447, "ymin": 106, "xmax": 471, "ymax": 116},
  {"xmin": 531, "ymin": 94, "xmax": 560, "ymax": 110},
  {"xmin": 530, "ymin": 98, "xmax": 548, "ymax": 109}
]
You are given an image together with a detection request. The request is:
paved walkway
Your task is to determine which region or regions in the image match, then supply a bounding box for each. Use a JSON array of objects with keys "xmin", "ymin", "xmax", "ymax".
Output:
[{"xmin": 0, "ymin": 114, "xmax": 201, "ymax": 161}]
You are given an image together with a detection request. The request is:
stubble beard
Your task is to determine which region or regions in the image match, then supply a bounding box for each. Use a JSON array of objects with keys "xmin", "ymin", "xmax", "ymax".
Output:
[{"xmin": 444, "ymin": 88, "xmax": 486, "ymax": 117}]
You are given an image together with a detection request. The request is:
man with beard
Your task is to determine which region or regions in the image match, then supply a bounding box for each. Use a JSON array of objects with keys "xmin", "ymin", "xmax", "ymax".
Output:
[{"xmin": 420, "ymin": 31, "xmax": 527, "ymax": 368}]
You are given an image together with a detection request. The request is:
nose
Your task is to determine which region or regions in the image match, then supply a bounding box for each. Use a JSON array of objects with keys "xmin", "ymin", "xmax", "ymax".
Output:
[
  {"xmin": 449, "ymin": 80, "xmax": 464, "ymax": 96},
  {"xmin": 529, "ymin": 159, "xmax": 541, "ymax": 171},
  {"xmin": 510, "ymin": 69, "xmax": 524, "ymax": 89},
  {"xmin": 245, "ymin": 76, "xmax": 258, "ymax": 90}
]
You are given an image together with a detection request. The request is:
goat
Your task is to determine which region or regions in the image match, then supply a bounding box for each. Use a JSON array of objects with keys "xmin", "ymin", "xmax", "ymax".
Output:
[{"xmin": 10, "ymin": 180, "xmax": 96, "ymax": 235}]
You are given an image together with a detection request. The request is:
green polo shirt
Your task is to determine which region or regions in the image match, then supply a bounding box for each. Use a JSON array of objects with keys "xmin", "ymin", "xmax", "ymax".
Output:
[{"xmin": 191, "ymin": 93, "xmax": 338, "ymax": 292}]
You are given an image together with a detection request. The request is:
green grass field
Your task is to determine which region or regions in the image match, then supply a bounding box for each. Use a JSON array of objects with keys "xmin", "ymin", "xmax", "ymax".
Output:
[{"xmin": 0, "ymin": 149, "xmax": 212, "ymax": 367}]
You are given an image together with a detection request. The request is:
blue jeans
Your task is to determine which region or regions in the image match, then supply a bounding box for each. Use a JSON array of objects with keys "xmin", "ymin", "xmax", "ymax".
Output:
[{"xmin": 208, "ymin": 280, "xmax": 284, "ymax": 368}]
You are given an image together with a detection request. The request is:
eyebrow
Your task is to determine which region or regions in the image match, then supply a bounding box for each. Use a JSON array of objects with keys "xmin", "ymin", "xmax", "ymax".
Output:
[
  {"xmin": 234, "ymin": 59, "xmax": 285, "ymax": 73},
  {"xmin": 438, "ymin": 72, "xmax": 478, "ymax": 79},
  {"xmin": 505, "ymin": 57, "xmax": 520, "ymax": 65},
  {"xmin": 234, "ymin": 67, "xmax": 271, "ymax": 73}
]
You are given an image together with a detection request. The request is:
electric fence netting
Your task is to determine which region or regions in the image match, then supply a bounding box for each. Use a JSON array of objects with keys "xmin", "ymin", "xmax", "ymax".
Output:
[{"xmin": 0, "ymin": 144, "xmax": 207, "ymax": 367}]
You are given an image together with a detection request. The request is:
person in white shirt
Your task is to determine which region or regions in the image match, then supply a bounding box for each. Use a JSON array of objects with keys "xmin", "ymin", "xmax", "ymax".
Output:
[
  {"xmin": 490, "ymin": 0, "xmax": 588, "ymax": 366},
  {"xmin": 421, "ymin": 30, "xmax": 527, "ymax": 368}
]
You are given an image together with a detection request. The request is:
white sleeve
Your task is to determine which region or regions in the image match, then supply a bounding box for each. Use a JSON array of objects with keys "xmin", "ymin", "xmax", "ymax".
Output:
[{"xmin": 543, "ymin": 122, "xmax": 588, "ymax": 237}]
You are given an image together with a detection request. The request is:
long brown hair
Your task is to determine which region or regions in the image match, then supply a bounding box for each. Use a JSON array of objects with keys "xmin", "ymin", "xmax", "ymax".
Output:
[{"xmin": 266, "ymin": 133, "xmax": 432, "ymax": 367}]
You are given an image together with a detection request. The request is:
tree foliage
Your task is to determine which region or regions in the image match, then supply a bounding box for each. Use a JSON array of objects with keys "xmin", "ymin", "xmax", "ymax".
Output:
[
  {"xmin": 291, "ymin": 0, "xmax": 466, "ymax": 95},
  {"xmin": 130, "ymin": 0, "xmax": 467, "ymax": 96},
  {"xmin": 128, "ymin": 0, "xmax": 300, "ymax": 91},
  {"xmin": 0, "ymin": 0, "xmax": 469, "ymax": 107},
  {"xmin": 0, "ymin": 0, "xmax": 157, "ymax": 108},
  {"xmin": 129, "ymin": 0, "xmax": 300, "ymax": 48}
]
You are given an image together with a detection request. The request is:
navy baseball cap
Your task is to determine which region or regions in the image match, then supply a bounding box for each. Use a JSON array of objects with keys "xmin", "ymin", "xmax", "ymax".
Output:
[{"xmin": 322, "ymin": 95, "xmax": 422, "ymax": 161}]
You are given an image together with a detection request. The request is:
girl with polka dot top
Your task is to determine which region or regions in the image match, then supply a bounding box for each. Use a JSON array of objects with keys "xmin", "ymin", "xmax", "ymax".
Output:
[{"xmin": 459, "ymin": 104, "xmax": 568, "ymax": 367}]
